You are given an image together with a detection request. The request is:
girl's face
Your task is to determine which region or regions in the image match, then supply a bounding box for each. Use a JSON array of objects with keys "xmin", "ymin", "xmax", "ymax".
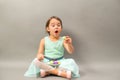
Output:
[{"xmin": 47, "ymin": 18, "xmax": 62, "ymax": 37}]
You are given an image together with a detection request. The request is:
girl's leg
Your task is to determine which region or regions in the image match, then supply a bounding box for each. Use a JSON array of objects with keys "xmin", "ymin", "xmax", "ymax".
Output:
[
  {"xmin": 34, "ymin": 59, "xmax": 53, "ymax": 77},
  {"xmin": 48, "ymin": 68, "xmax": 71, "ymax": 79},
  {"xmin": 40, "ymin": 69, "xmax": 50, "ymax": 78},
  {"xmin": 34, "ymin": 59, "xmax": 71, "ymax": 79},
  {"xmin": 34, "ymin": 59, "xmax": 54, "ymax": 71}
]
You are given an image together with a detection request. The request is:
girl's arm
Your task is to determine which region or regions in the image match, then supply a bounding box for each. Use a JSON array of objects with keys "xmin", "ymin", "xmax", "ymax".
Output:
[
  {"xmin": 63, "ymin": 36, "xmax": 74, "ymax": 54},
  {"xmin": 37, "ymin": 38, "xmax": 45, "ymax": 61}
]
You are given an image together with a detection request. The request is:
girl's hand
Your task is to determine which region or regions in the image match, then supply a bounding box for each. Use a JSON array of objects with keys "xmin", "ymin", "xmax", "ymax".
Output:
[
  {"xmin": 63, "ymin": 36, "xmax": 74, "ymax": 54},
  {"xmin": 37, "ymin": 53, "xmax": 44, "ymax": 61},
  {"xmin": 63, "ymin": 36, "xmax": 72, "ymax": 44}
]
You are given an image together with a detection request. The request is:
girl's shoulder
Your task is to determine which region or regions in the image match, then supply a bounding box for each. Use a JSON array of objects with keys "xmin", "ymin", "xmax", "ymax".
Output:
[
  {"xmin": 39, "ymin": 36, "xmax": 48, "ymax": 44},
  {"xmin": 42, "ymin": 36, "xmax": 50, "ymax": 43},
  {"xmin": 39, "ymin": 38, "xmax": 45, "ymax": 44},
  {"xmin": 44, "ymin": 36, "xmax": 49, "ymax": 39}
]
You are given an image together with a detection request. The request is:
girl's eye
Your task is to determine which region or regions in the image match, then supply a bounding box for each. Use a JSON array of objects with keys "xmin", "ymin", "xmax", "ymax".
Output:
[
  {"xmin": 51, "ymin": 25, "xmax": 55, "ymax": 27},
  {"xmin": 50, "ymin": 24, "xmax": 61, "ymax": 27},
  {"xmin": 57, "ymin": 24, "xmax": 61, "ymax": 27}
]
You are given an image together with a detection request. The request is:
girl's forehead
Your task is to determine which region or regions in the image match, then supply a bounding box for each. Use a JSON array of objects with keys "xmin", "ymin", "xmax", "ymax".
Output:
[{"xmin": 50, "ymin": 18, "xmax": 61, "ymax": 24}]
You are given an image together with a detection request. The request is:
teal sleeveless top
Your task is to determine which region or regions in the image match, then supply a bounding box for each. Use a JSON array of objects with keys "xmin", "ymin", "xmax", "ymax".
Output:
[{"xmin": 44, "ymin": 36, "xmax": 64, "ymax": 59}]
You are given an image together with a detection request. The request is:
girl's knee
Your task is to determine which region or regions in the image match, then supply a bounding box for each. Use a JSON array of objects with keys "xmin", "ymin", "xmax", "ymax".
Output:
[{"xmin": 33, "ymin": 58, "xmax": 40, "ymax": 65}]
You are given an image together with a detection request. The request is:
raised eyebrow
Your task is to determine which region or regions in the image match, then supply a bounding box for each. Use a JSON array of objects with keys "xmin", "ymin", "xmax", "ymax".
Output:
[
  {"xmin": 50, "ymin": 23, "xmax": 61, "ymax": 25},
  {"xmin": 57, "ymin": 23, "xmax": 61, "ymax": 25},
  {"xmin": 50, "ymin": 23, "xmax": 54, "ymax": 25},
  {"xmin": 50, "ymin": 23, "xmax": 55, "ymax": 26}
]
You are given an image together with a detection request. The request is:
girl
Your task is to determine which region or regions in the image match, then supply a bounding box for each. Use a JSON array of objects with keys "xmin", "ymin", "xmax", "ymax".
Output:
[{"xmin": 24, "ymin": 16, "xmax": 80, "ymax": 80}]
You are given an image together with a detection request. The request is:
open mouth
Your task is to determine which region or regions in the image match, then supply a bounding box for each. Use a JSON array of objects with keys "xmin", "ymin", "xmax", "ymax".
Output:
[{"xmin": 55, "ymin": 30, "xmax": 58, "ymax": 33}]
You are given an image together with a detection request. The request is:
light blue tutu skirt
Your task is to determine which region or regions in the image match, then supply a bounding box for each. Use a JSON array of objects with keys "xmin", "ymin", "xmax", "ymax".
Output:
[{"xmin": 24, "ymin": 58, "xmax": 80, "ymax": 78}]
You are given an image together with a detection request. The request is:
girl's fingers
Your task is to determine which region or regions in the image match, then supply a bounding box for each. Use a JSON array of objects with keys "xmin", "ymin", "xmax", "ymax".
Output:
[{"xmin": 38, "ymin": 54, "xmax": 44, "ymax": 60}]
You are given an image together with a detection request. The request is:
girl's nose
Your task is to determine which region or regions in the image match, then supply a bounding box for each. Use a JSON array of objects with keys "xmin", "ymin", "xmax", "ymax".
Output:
[{"xmin": 55, "ymin": 25, "xmax": 58, "ymax": 28}]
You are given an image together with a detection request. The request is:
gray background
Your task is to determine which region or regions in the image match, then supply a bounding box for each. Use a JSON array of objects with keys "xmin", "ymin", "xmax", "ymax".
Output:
[{"xmin": 0, "ymin": 0, "xmax": 120, "ymax": 80}]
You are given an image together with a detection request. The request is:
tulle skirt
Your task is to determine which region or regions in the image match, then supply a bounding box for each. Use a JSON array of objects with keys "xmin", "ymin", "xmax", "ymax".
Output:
[{"xmin": 24, "ymin": 58, "xmax": 80, "ymax": 78}]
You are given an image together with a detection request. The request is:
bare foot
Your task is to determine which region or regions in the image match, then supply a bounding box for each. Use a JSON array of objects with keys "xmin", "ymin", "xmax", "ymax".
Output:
[{"xmin": 40, "ymin": 70, "xmax": 50, "ymax": 77}]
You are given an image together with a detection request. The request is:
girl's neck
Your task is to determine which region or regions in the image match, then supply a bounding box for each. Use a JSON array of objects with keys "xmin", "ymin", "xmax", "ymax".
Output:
[{"xmin": 49, "ymin": 35, "xmax": 60, "ymax": 42}]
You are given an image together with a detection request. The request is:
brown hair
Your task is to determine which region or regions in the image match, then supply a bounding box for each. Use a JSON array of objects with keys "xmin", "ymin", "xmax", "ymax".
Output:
[{"xmin": 45, "ymin": 16, "xmax": 63, "ymax": 35}]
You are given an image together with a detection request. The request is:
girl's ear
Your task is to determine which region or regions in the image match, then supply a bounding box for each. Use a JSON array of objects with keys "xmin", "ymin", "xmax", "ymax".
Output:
[{"xmin": 46, "ymin": 27, "xmax": 50, "ymax": 32}]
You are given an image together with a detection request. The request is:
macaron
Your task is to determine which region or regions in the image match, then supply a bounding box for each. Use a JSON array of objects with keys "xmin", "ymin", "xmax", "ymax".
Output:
[{"xmin": 63, "ymin": 36, "xmax": 66, "ymax": 40}]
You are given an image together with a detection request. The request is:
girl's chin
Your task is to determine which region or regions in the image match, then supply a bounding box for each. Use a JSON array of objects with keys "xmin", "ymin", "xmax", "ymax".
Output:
[
  {"xmin": 54, "ymin": 35, "xmax": 59, "ymax": 38},
  {"xmin": 54, "ymin": 34, "xmax": 60, "ymax": 37}
]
